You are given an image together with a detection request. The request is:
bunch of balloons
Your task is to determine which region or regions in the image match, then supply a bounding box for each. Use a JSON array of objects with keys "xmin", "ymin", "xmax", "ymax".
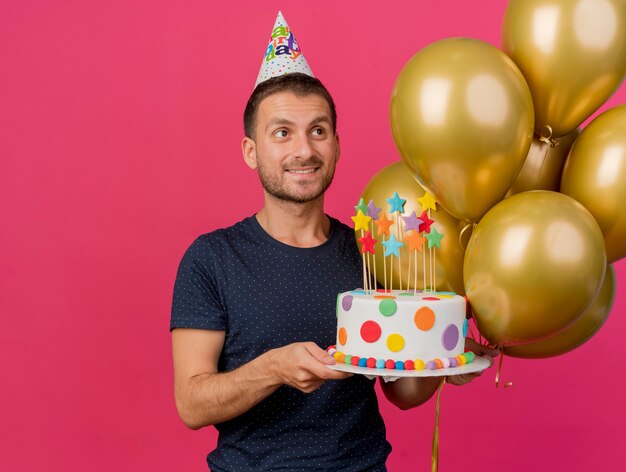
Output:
[{"xmin": 375, "ymin": 0, "xmax": 626, "ymax": 358}]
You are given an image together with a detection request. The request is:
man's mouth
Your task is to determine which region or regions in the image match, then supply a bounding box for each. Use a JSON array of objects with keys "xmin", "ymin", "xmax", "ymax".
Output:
[{"xmin": 287, "ymin": 168, "xmax": 318, "ymax": 174}]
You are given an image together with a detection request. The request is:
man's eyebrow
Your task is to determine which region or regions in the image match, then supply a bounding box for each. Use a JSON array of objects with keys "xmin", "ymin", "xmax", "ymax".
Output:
[
  {"xmin": 265, "ymin": 117, "xmax": 294, "ymax": 133},
  {"xmin": 264, "ymin": 115, "xmax": 331, "ymax": 133},
  {"xmin": 310, "ymin": 116, "xmax": 331, "ymax": 126}
]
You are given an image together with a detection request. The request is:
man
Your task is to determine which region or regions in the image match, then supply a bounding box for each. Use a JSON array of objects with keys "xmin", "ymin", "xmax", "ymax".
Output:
[{"xmin": 171, "ymin": 12, "xmax": 496, "ymax": 471}]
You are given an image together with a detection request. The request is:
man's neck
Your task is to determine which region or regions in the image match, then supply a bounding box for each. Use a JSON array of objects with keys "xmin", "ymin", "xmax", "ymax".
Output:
[{"xmin": 255, "ymin": 194, "xmax": 330, "ymax": 248}]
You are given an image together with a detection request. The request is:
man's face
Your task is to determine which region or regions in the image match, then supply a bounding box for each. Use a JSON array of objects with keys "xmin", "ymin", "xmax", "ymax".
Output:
[{"xmin": 242, "ymin": 91, "xmax": 340, "ymax": 204}]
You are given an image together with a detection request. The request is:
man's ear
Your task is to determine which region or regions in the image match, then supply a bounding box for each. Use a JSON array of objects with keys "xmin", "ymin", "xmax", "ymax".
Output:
[
  {"xmin": 241, "ymin": 136, "xmax": 257, "ymax": 169},
  {"xmin": 335, "ymin": 133, "xmax": 341, "ymax": 163}
]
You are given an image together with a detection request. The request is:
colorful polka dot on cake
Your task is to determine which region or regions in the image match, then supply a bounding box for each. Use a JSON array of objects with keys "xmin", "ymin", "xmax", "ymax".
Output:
[
  {"xmin": 386, "ymin": 334, "xmax": 405, "ymax": 352},
  {"xmin": 379, "ymin": 299, "xmax": 397, "ymax": 316},
  {"xmin": 342, "ymin": 295, "xmax": 353, "ymax": 311},
  {"xmin": 442, "ymin": 324, "xmax": 459, "ymax": 350},
  {"xmin": 414, "ymin": 306, "xmax": 435, "ymax": 331},
  {"xmin": 360, "ymin": 320, "xmax": 382, "ymax": 343},
  {"xmin": 338, "ymin": 327, "xmax": 347, "ymax": 346}
]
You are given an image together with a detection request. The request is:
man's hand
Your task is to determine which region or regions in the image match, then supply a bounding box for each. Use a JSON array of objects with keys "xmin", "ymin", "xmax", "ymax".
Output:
[
  {"xmin": 266, "ymin": 342, "xmax": 352, "ymax": 393},
  {"xmin": 173, "ymin": 331, "xmax": 352, "ymax": 429},
  {"xmin": 446, "ymin": 337, "xmax": 500, "ymax": 386}
]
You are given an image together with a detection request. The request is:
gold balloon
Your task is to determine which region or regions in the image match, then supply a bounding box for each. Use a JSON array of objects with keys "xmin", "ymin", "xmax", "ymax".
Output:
[
  {"xmin": 390, "ymin": 38, "xmax": 535, "ymax": 222},
  {"xmin": 506, "ymin": 129, "xmax": 579, "ymax": 197},
  {"xmin": 360, "ymin": 161, "xmax": 467, "ymax": 295},
  {"xmin": 502, "ymin": 0, "xmax": 626, "ymax": 139},
  {"xmin": 464, "ymin": 191, "xmax": 606, "ymax": 346},
  {"xmin": 504, "ymin": 265, "xmax": 615, "ymax": 358},
  {"xmin": 561, "ymin": 105, "xmax": 626, "ymax": 263}
]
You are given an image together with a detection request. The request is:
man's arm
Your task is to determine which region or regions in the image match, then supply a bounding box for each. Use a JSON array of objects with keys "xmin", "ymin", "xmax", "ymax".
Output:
[
  {"xmin": 172, "ymin": 328, "xmax": 351, "ymax": 429},
  {"xmin": 379, "ymin": 338, "xmax": 500, "ymax": 410}
]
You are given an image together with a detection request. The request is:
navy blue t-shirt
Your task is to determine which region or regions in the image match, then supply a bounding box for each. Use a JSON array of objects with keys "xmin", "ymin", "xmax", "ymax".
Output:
[{"xmin": 171, "ymin": 215, "xmax": 391, "ymax": 471}]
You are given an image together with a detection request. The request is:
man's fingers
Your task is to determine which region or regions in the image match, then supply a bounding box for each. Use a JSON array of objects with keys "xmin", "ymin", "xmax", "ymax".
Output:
[
  {"xmin": 465, "ymin": 337, "xmax": 500, "ymax": 358},
  {"xmin": 304, "ymin": 358, "xmax": 352, "ymax": 380},
  {"xmin": 298, "ymin": 343, "xmax": 352, "ymax": 380},
  {"xmin": 322, "ymin": 367, "xmax": 353, "ymax": 380},
  {"xmin": 303, "ymin": 342, "xmax": 336, "ymax": 365},
  {"xmin": 447, "ymin": 373, "xmax": 478, "ymax": 386}
]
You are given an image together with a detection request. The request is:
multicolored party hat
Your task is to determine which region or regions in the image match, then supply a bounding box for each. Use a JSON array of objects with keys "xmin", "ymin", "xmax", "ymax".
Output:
[{"xmin": 254, "ymin": 11, "xmax": 314, "ymax": 88}]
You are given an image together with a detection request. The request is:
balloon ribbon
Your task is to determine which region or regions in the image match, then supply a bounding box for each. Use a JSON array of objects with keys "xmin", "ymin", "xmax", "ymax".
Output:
[
  {"xmin": 431, "ymin": 377, "xmax": 446, "ymax": 472},
  {"xmin": 495, "ymin": 347, "xmax": 513, "ymax": 389}
]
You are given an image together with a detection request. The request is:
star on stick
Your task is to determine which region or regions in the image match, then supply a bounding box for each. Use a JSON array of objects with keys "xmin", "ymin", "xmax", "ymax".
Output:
[
  {"xmin": 358, "ymin": 231, "xmax": 377, "ymax": 254},
  {"xmin": 351, "ymin": 210, "xmax": 372, "ymax": 232},
  {"xmin": 374, "ymin": 213, "xmax": 393, "ymax": 237},
  {"xmin": 386, "ymin": 192, "xmax": 406, "ymax": 214},
  {"xmin": 418, "ymin": 192, "xmax": 437, "ymax": 212},
  {"xmin": 367, "ymin": 199, "xmax": 381, "ymax": 220},
  {"xmin": 419, "ymin": 211, "xmax": 434, "ymax": 233},
  {"xmin": 404, "ymin": 231, "xmax": 425, "ymax": 253},
  {"xmin": 402, "ymin": 211, "xmax": 423, "ymax": 232},
  {"xmin": 425, "ymin": 226, "xmax": 444, "ymax": 249},
  {"xmin": 354, "ymin": 198, "xmax": 369, "ymax": 215},
  {"xmin": 382, "ymin": 234, "xmax": 404, "ymax": 257}
]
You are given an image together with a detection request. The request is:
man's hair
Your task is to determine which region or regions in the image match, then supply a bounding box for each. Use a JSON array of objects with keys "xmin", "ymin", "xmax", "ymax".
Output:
[{"xmin": 243, "ymin": 73, "xmax": 337, "ymax": 138}]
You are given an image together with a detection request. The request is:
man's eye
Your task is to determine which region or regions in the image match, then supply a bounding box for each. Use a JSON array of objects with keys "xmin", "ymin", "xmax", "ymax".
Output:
[
  {"xmin": 274, "ymin": 129, "xmax": 288, "ymax": 138},
  {"xmin": 312, "ymin": 128, "xmax": 324, "ymax": 136}
]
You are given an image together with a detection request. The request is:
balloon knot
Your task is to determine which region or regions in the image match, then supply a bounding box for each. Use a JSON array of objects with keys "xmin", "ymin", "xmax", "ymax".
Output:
[{"xmin": 539, "ymin": 125, "xmax": 558, "ymax": 148}]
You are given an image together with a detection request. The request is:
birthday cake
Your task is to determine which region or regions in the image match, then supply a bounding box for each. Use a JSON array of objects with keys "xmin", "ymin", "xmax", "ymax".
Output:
[
  {"xmin": 328, "ymin": 290, "xmax": 473, "ymax": 371},
  {"xmin": 327, "ymin": 192, "xmax": 475, "ymax": 372}
]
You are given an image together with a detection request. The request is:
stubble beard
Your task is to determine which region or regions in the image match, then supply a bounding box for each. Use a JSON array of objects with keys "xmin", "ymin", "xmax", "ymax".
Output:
[{"xmin": 256, "ymin": 157, "xmax": 335, "ymax": 204}]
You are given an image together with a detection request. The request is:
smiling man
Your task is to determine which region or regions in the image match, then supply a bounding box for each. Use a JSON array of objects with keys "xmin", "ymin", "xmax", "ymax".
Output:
[{"xmin": 170, "ymin": 12, "xmax": 496, "ymax": 472}]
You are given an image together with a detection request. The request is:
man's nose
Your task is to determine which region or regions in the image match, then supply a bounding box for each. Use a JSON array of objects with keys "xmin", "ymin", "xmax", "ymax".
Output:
[{"xmin": 291, "ymin": 132, "xmax": 315, "ymax": 158}]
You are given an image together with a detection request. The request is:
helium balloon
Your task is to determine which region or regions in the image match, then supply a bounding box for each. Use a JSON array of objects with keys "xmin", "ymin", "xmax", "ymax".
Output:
[
  {"xmin": 464, "ymin": 191, "xmax": 606, "ymax": 346},
  {"xmin": 391, "ymin": 37, "xmax": 534, "ymax": 222},
  {"xmin": 503, "ymin": 0, "xmax": 626, "ymax": 139},
  {"xmin": 505, "ymin": 265, "xmax": 615, "ymax": 358},
  {"xmin": 506, "ymin": 129, "xmax": 579, "ymax": 197},
  {"xmin": 360, "ymin": 161, "xmax": 467, "ymax": 295},
  {"xmin": 561, "ymin": 105, "xmax": 626, "ymax": 263}
]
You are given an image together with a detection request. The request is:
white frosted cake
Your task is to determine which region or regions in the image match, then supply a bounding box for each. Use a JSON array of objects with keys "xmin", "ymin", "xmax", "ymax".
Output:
[{"xmin": 328, "ymin": 289, "xmax": 473, "ymax": 371}]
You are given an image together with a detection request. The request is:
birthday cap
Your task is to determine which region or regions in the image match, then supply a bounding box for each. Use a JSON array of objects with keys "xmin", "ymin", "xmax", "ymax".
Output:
[{"xmin": 254, "ymin": 11, "xmax": 314, "ymax": 88}]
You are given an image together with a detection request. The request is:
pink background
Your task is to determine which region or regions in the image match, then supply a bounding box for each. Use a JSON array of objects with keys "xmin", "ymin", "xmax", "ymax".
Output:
[{"xmin": 2, "ymin": 1, "xmax": 625, "ymax": 470}]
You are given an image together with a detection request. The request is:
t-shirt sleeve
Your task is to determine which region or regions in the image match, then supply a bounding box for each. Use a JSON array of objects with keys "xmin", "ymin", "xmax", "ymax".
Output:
[{"xmin": 170, "ymin": 236, "xmax": 227, "ymax": 331}]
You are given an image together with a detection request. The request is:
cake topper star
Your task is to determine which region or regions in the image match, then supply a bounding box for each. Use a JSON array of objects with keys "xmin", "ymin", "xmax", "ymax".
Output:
[
  {"xmin": 418, "ymin": 192, "xmax": 438, "ymax": 212},
  {"xmin": 401, "ymin": 211, "xmax": 423, "ymax": 232},
  {"xmin": 381, "ymin": 234, "xmax": 404, "ymax": 257},
  {"xmin": 374, "ymin": 213, "xmax": 393, "ymax": 237},
  {"xmin": 404, "ymin": 231, "xmax": 426, "ymax": 252},
  {"xmin": 358, "ymin": 231, "xmax": 377, "ymax": 254},
  {"xmin": 367, "ymin": 199, "xmax": 381, "ymax": 220},
  {"xmin": 386, "ymin": 192, "xmax": 406, "ymax": 214},
  {"xmin": 354, "ymin": 198, "xmax": 369, "ymax": 215},
  {"xmin": 351, "ymin": 210, "xmax": 372, "ymax": 232},
  {"xmin": 425, "ymin": 226, "xmax": 444, "ymax": 248},
  {"xmin": 419, "ymin": 211, "xmax": 435, "ymax": 233}
]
